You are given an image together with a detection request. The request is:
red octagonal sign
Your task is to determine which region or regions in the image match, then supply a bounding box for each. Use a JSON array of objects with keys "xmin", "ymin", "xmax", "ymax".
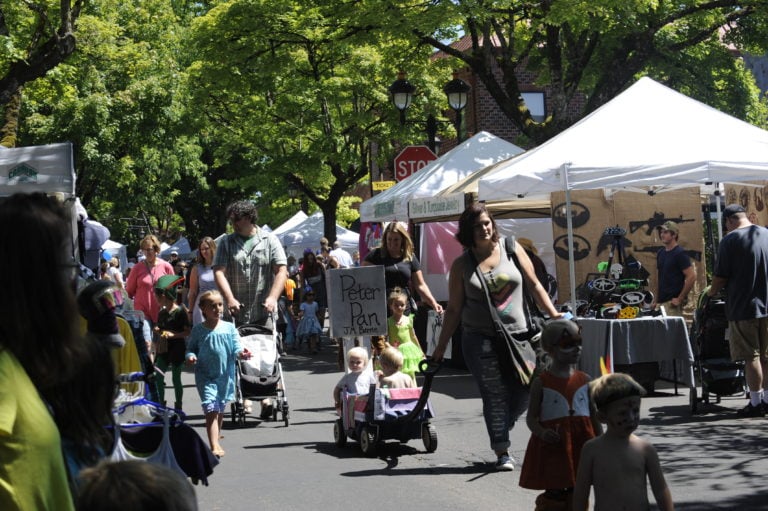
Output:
[{"xmin": 394, "ymin": 145, "xmax": 437, "ymax": 182}]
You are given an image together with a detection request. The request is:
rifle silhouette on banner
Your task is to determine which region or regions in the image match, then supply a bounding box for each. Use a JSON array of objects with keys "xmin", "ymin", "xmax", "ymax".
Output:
[{"xmin": 628, "ymin": 212, "xmax": 695, "ymax": 235}]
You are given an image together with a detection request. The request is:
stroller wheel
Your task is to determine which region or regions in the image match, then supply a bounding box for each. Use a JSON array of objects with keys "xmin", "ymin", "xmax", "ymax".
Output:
[
  {"xmin": 282, "ymin": 402, "xmax": 290, "ymax": 427},
  {"xmin": 422, "ymin": 423, "xmax": 438, "ymax": 453},
  {"xmin": 359, "ymin": 426, "xmax": 378, "ymax": 457},
  {"xmin": 333, "ymin": 419, "xmax": 346, "ymax": 447}
]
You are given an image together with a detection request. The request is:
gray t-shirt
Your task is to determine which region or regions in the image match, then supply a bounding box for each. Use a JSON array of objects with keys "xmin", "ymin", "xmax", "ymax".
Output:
[
  {"xmin": 461, "ymin": 238, "xmax": 528, "ymax": 337},
  {"xmin": 714, "ymin": 224, "xmax": 768, "ymax": 321}
]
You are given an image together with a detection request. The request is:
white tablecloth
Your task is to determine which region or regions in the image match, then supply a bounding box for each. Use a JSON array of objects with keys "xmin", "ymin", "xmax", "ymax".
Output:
[{"xmin": 578, "ymin": 316, "xmax": 695, "ymax": 388}]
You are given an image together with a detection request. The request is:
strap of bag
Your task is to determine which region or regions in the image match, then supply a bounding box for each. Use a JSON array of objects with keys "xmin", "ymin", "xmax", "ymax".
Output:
[{"xmin": 466, "ymin": 247, "xmax": 504, "ymax": 326}]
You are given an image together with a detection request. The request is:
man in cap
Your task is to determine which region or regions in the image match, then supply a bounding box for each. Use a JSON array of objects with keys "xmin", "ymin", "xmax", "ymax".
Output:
[
  {"xmin": 169, "ymin": 250, "xmax": 180, "ymax": 270},
  {"xmin": 653, "ymin": 220, "xmax": 695, "ymax": 317},
  {"xmin": 708, "ymin": 204, "xmax": 768, "ymax": 417}
]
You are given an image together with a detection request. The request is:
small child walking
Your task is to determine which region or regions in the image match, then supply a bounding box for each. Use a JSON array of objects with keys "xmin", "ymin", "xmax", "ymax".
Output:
[
  {"xmin": 386, "ymin": 287, "xmax": 425, "ymax": 385},
  {"xmin": 185, "ymin": 290, "xmax": 250, "ymax": 457},
  {"xmin": 153, "ymin": 275, "xmax": 190, "ymax": 411},
  {"xmin": 377, "ymin": 347, "xmax": 415, "ymax": 389},
  {"xmin": 573, "ymin": 373, "xmax": 674, "ymax": 511},
  {"xmin": 296, "ymin": 289, "xmax": 323, "ymax": 354},
  {"xmin": 519, "ymin": 319, "xmax": 602, "ymax": 511}
]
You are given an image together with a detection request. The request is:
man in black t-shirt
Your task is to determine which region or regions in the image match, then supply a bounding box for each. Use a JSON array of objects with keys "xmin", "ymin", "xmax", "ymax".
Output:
[
  {"xmin": 708, "ymin": 204, "xmax": 768, "ymax": 417},
  {"xmin": 654, "ymin": 221, "xmax": 695, "ymax": 317}
]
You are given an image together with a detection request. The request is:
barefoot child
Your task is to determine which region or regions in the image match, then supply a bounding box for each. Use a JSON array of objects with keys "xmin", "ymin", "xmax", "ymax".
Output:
[
  {"xmin": 573, "ymin": 373, "xmax": 674, "ymax": 511},
  {"xmin": 519, "ymin": 319, "xmax": 602, "ymax": 510},
  {"xmin": 377, "ymin": 347, "xmax": 415, "ymax": 389},
  {"xmin": 186, "ymin": 290, "xmax": 250, "ymax": 457}
]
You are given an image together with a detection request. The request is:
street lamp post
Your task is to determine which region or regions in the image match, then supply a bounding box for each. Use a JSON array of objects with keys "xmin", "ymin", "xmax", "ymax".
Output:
[
  {"xmin": 287, "ymin": 182, "xmax": 298, "ymax": 205},
  {"xmin": 388, "ymin": 71, "xmax": 471, "ymax": 153}
]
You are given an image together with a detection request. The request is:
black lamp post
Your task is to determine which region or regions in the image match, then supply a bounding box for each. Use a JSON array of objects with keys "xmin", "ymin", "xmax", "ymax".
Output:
[
  {"xmin": 443, "ymin": 71, "xmax": 471, "ymax": 141},
  {"xmin": 287, "ymin": 182, "xmax": 298, "ymax": 205},
  {"xmin": 388, "ymin": 71, "xmax": 471, "ymax": 153}
]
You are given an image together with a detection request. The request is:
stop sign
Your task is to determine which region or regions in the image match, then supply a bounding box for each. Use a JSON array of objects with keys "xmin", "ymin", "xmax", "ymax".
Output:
[{"xmin": 394, "ymin": 145, "xmax": 437, "ymax": 182}]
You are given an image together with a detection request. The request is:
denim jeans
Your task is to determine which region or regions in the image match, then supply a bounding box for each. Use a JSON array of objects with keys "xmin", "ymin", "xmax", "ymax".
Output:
[{"xmin": 462, "ymin": 329, "xmax": 530, "ymax": 453}]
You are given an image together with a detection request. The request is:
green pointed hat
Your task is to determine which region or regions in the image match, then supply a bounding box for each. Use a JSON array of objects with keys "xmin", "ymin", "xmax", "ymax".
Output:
[{"xmin": 154, "ymin": 274, "xmax": 184, "ymax": 299}]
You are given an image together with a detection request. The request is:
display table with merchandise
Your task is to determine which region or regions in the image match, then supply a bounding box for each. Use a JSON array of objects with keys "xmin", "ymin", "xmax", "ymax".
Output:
[{"xmin": 578, "ymin": 316, "xmax": 694, "ymax": 393}]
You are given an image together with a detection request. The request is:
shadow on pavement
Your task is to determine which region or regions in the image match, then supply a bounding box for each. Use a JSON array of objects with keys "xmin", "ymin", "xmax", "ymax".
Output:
[{"xmin": 675, "ymin": 488, "xmax": 768, "ymax": 510}]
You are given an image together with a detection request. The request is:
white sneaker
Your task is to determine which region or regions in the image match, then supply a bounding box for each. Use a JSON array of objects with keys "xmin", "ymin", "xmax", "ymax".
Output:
[{"xmin": 495, "ymin": 454, "xmax": 515, "ymax": 471}]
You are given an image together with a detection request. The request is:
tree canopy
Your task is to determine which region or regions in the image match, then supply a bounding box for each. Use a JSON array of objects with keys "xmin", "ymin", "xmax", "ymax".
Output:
[{"xmin": 3, "ymin": 0, "xmax": 767, "ymax": 247}]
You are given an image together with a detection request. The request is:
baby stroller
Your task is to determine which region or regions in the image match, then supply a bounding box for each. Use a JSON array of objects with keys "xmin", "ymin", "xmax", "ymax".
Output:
[
  {"xmin": 231, "ymin": 320, "xmax": 289, "ymax": 427},
  {"xmin": 689, "ymin": 291, "xmax": 745, "ymax": 413},
  {"xmin": 333, "ymin": 360, "xmax": 439, "ymax": 457}
]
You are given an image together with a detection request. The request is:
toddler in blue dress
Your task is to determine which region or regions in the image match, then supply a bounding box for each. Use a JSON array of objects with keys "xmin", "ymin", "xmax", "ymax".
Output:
[{"xmin": 186, "ymin": 290, "xmax": 251, "ymax": 457}]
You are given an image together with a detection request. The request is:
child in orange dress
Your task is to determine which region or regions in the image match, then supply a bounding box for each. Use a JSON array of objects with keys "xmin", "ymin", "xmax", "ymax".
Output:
[{"xmin": 519, "ymin": 319, "xmax": 602, "ymax": 511}]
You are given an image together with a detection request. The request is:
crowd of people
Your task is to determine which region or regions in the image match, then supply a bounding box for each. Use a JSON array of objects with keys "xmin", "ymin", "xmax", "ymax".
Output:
[{"xmin": 29, "ymin": 189, "xmax": 768, "ymax": 510}]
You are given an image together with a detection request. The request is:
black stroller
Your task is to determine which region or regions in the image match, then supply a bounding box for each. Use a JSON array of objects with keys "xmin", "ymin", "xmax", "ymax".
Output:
[
  {"xmin": 333, "ymin": 360, "xmax": 439, "ymax": 457},
  {"xmin": 689, "ymin": 291, "xmax": 745, "ymax": 413},
  {"xmin": 231, "ymin": 322, "xmax": 289, "ymax": 427}
]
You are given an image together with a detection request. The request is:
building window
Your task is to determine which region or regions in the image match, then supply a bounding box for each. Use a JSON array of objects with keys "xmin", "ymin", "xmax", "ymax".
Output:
[{"xmin": 521, "ymin": 92, "xmax": 546, "ymax": 122}]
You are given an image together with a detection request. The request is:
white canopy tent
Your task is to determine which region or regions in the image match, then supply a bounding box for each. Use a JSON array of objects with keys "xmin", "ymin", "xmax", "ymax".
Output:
[
  {"xmin": 477, "ymin": 76, "xmax": 768, "ymax": 304},
  {"xmin": 360, "ymin": 131, "xmax": 524, "ymax": 223},
  {"xmin": 278, "ymin": 211, "xmax": 358, "ymax": 257},
  {"xmin": 271, "ymin": 210, "xmax": 308, "ymax": 236}
]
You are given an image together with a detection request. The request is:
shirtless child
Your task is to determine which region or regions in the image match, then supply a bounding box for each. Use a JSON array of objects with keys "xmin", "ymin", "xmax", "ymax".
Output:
[{"xmin": 573, "ymin": 373, "xmax": 674, "ymax": 511}]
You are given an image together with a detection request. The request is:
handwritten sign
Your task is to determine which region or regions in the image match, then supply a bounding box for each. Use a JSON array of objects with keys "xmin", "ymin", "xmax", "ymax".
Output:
[{"xmin": 327, "ymin": 266, "xmax": 387, "ymax": 337}]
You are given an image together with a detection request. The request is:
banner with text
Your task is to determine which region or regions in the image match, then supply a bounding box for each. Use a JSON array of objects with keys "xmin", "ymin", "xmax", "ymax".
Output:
[
  {"xmin": 409, "ymin": 192, "xmax": 465, "ymax": 220},
  {"xmin": 328, "ymin": 266, "xmax": 388, "ymax": 337}
]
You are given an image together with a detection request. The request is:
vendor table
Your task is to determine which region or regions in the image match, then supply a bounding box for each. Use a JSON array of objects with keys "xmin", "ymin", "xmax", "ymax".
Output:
[{"xmin": 577, "ymin": 316, "xmax": 695, "ymax": 392}]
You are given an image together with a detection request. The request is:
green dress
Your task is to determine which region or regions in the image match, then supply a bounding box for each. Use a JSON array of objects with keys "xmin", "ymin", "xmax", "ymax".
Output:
[{"xmin": 387, "ymin": 315, "xmax": 423, "ymax": 384}]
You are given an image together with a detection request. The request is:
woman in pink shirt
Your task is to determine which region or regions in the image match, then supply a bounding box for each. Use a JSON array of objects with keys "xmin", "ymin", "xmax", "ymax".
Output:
[{"xmin": 126, "ymin": 234, "xmax": 175, "ymax": 325}]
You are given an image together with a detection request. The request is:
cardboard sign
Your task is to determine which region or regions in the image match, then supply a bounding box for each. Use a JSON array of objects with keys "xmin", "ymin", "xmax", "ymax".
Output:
[
  {"xmin": 550, "ymin": 187, "xmax": 705, "ymax": 303},
  {"xmin": 327, "ymin": 266, "xmax": 387, "ymax": 337}
]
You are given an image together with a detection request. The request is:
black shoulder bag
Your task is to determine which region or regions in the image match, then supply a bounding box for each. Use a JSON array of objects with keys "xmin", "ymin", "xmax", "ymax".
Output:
[{"xmin": 470, "ymin": 237, "xmax": 539, "ymax": 387}]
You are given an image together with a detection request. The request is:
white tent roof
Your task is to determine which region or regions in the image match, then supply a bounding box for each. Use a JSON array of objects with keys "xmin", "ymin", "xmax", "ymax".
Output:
[
  {"xmin": 479, "ymin": 77, "xmax": 768, "ymax": 202},
  {"xmin": 278, "ymin": 211, "xmax": 358, "ymax": 257},
  {"xmin": 271, "ymin": 210, "xmax": 308, "ymax": 236},
  {"xmin": 360, "ymin": 131, "xmax": 524, "ymax": 223}
]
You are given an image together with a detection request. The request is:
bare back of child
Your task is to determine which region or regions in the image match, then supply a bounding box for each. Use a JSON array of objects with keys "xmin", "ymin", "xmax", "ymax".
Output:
[{"xmin": 378, "ymin": 347, "xmax": 415, "ymax": 389}]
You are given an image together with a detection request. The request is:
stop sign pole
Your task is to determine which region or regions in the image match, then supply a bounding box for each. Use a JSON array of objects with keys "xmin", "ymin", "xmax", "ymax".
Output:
[{"xmin": 393, "ymin": 145, "xmax": 437, "ymax": 182}]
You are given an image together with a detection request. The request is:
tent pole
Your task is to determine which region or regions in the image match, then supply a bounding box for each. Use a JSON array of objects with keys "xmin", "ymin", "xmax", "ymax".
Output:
[
  {"xmin": 563, "ymin": 163, "xmax": 577, "ymax": 311},
  {"xmin": 715, "ymin": 183, "xmax": 723, "ymax": 241}
]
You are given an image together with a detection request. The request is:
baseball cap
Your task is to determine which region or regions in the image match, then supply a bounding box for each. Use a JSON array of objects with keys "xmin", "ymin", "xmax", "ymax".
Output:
[
  {"xmin": 658, "ymin": 221, "xmax": 679, "ymax": 234},
  {"xmin": 723, "ymin": 204, "xmax": 746, "ymax": 219},
  {"xmin": 171, "ymin": 250, "xmax": 178, "ymax": 256}
]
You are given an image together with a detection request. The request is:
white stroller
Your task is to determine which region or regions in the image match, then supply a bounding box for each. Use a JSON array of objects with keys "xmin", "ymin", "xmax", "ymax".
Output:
[{"xmin": 232, "ymin": 320, "xmax": 289, "ymax": 427}]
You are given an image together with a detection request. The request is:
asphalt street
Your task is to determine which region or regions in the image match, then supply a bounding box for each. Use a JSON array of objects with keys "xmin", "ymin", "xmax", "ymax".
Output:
[{"xmin": 171, "ymin": 343, "xmax": 768, "ymax": 511}]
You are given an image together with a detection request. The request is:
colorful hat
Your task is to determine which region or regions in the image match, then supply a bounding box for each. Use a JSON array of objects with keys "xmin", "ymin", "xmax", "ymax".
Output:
[
  {"xmin": 154, "ymin": 274, "xmax": 184, "ymax": 300},
  {"xmin": 77, "ymin": 281, "xmax": 125, "ymax": 348}
]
